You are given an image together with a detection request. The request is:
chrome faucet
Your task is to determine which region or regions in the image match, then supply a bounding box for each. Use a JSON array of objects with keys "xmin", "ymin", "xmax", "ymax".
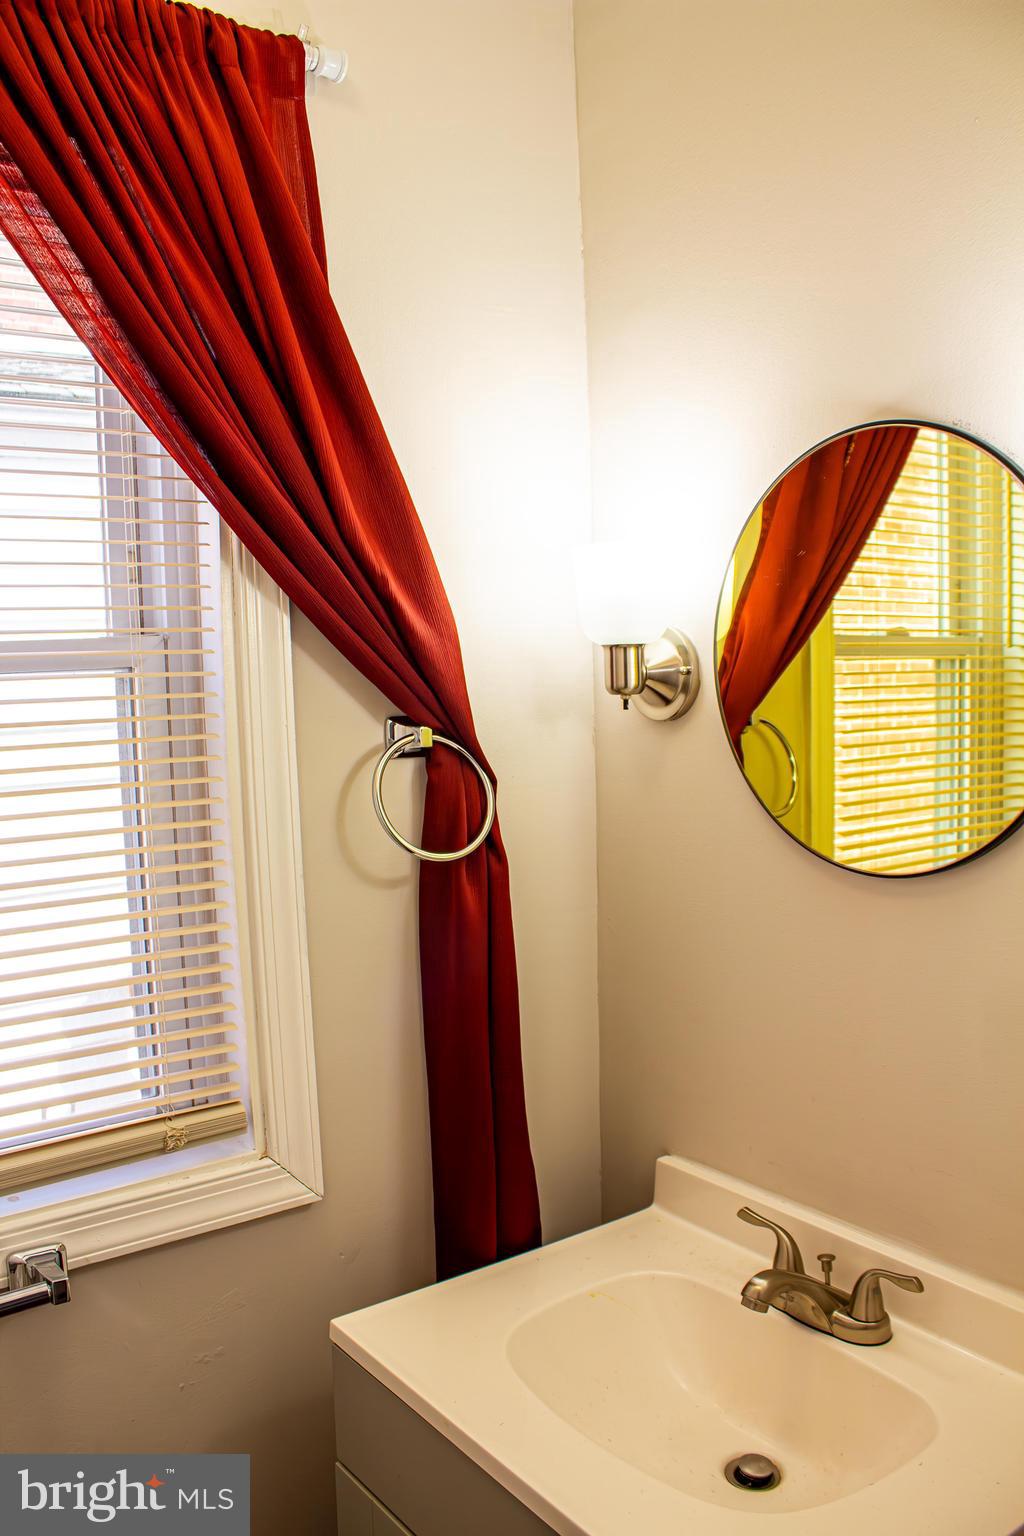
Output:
[{"xmin": 736, "ymin": 1207, "xmax": 923, "ymax": 1346}]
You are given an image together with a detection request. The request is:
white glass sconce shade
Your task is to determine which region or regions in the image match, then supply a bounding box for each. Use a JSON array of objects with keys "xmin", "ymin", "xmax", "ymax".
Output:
[
  {"xmin": 573, "ymin": 540, "xmax": 700, "ymax": 722},
  {"xmin": 573, "ymin": 541, "xmax": 673, "ymax": 644}
]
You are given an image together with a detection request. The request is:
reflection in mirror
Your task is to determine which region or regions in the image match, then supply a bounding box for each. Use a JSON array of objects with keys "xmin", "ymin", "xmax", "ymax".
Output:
[{"xmin": 715, "ymin": 423, "xmax": 1024, "ymax": 876}]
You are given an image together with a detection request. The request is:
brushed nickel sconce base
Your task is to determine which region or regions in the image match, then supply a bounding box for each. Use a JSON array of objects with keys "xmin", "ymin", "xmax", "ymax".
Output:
[{"xmin": 619, "ymin": 626, "xmax": 700, "ymax": 721}]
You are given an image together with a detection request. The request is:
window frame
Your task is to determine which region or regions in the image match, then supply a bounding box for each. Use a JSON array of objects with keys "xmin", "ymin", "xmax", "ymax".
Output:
[{"xmin": 0, "ymin": 527, "xmax": 322, "ymax": 1269}]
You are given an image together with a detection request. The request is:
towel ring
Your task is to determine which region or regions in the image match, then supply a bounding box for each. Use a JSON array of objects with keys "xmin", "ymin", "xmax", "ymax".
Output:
[
  {"xmin": 743, "ymin": 716, "xmax": 799, "ymax": 818},
  {"xmin": 371, "ymin": 717, "xmax": 496, "ymax": 863}
]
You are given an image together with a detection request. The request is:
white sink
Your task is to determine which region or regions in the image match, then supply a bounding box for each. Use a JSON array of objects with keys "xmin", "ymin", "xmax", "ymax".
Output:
[
  {"xmin": 508, "ymin": 1271, "xmax": 936, "ymax": 1513},
  {"xmin": 331, "ymin": 1157, "xmax": 1024, "ymax": 1535}
]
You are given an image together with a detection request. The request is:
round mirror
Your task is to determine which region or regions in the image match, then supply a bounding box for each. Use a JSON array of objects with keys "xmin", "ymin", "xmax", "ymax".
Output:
[{"xmin": 715, "ymin": 421, "xmax": 1024, "ymax": 876}]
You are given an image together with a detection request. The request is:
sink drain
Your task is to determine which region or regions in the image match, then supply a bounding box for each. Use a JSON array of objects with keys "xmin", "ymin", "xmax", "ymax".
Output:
[{"xmin": 724, "ymin": 1453, "xmax": 782, "ymax": 1492}]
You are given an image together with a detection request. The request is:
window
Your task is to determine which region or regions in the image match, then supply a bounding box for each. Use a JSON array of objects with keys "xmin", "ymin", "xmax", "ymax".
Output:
[
  {"xmin": 0, "ymin": 237, "xmax": 320, "ymax": 1264},
  {"xmin": 828, "ymin": 428, "xmax": 1024, "ymax": 873}
]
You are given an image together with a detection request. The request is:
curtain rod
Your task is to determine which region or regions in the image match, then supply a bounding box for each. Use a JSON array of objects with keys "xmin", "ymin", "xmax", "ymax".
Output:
[{"xmin": 298, "ymin": 25, "xmax": 348, "ymax": 84}]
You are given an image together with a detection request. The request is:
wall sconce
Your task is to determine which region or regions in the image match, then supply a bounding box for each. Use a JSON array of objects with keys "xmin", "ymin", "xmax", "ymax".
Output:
[{"xmin": 574, "ymin": 541, "xmax": 700, "ymax": 721}]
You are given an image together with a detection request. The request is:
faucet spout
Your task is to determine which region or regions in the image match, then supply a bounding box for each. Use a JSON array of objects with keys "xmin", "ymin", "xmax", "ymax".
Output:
[
  {"xmin": 741, "ymin": 1267, "xmax": 817, "ymax": 1308},
  {"xmin": 739, "ymin": 1267, "xmax": 845, "ymax": 1332}
]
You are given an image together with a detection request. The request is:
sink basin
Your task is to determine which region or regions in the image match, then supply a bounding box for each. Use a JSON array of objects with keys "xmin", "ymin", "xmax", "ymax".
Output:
[
  {"xmin": 508, "ymin": 1271, "xmax": 936, "ymax": 1512},
  {"xmin": 332, "ymin": 1156, "xmax": 1024, "ymax": 1535}
]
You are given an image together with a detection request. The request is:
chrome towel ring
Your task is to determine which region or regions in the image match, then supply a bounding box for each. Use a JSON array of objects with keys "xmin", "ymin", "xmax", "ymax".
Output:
[
  {"xmin": 743, "ymin": 716, "xmax": 799, "ymax": 817},
  {"xmin": 371, "ymin": 716, "xmax": 496, "ymax": 863}
]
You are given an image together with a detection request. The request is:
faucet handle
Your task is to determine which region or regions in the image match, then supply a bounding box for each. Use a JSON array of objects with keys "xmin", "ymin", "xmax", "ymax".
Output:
[
  {"xmin": 736, "ymin": 1207, "xmax": 805, "ymax": 1275},
  {"xmin": 848, "ymin": 1268, "xmax": 924, "ymax": 1323}
]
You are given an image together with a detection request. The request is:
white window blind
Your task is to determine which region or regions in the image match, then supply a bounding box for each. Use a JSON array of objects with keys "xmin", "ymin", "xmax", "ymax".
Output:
[
  {"xmin": 0, "ymin": 234, "xmax": 247, "ymax": 1190},
  {"xmin": 830, "ymin": 427, "xmax": 1024, "ymax": 874}
]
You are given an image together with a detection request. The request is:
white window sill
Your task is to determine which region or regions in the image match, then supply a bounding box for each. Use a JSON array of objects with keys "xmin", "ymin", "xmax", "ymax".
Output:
[{"xmin": 0, "ymin": 1150, "xmax": 320, "ymax": 1271}]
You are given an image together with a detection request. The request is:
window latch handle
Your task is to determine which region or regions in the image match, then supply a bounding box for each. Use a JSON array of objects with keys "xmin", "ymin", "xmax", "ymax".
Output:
[{"xmin": 1, "ymin": 1243, "xmax": 71, "ymax": 1317}]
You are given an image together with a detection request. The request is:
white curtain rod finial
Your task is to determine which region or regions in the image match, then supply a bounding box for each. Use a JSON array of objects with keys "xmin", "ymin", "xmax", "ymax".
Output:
[{"xmin": 301, "ymin": 34, "xmax": 348, "ymax": 84}]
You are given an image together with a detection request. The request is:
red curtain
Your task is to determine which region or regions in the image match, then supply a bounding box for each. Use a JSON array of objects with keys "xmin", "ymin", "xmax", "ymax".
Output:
[
  {"xmin": 718, "ymin": 426, "xmax": 918, "ymax": 752},
  {"xmin": 0, "ymin": 0, "xmax": 540, "ymax": 1279}
]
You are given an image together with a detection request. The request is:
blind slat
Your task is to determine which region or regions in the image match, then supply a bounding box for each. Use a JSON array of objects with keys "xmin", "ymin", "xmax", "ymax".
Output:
[
  {"xmin": 3, "ymin": 1046, "xmax": 237, "ymax": 1102},
  {"xmin": 0, "ymin": 879, "xmax": 227, "ymax": 921},
  {"xmin": 0, "ymin": 818, "xmax": 226, "ymax": 846},
  {"xmin": 1, "ymin": 916, "xmax": 227, "ymax": 961},
  {"xmin": 0, "ymin": 979, "xmax": 231, "ymax": 1033},
  {"xmin": 0, "ymin": 1019, "xmax": 234, "ymax": 1066},
  {"xmin": 0, "ymin": 841, "xmax": 226, "ymax": 876},
  {"xmin": 2, "ymin": 936, "xmax": 229, "ymax": 985},
  {"xmin": 0, "ymin": 772, "xmax": 219, "ymax": 794}
]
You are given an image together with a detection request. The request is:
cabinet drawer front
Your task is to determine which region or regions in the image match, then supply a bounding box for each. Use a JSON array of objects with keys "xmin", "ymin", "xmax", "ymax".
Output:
[{"xmin": 337, "ymin": 1462, "xmax": 413, "ymax": 1536}]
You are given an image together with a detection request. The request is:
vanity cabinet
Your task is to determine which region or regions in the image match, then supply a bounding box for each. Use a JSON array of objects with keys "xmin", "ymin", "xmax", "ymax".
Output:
[{"xmin": 334, "ymin": 1348, "xmax": 556, "ymax": 1536}]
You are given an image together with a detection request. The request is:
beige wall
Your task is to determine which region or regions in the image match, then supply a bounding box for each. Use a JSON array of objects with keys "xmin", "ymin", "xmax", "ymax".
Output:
[
  {"xmin": 0, "ymin": 4, "xmax": 600, "ymax": 1530},
  {"xmin": 574, "ymin": 0, "xmax": 1024, "ymax": 1287}
]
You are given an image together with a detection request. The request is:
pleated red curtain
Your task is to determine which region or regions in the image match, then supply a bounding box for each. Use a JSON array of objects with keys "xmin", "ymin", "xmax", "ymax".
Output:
[
  {"xmin": 719, "ymin": 425, "xmax": 918, "ymax": 752},
  {"xmin": 0, "ymin": 0, "xmax": 540, "ymax": 1278}
]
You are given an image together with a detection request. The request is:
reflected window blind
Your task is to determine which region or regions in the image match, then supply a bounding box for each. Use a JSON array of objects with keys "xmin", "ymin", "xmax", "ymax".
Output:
[
  {"xmin": 0, "ymin": 235, "xmax": 246, "ymax": 1189},
  {"xmin": 831, "ymin": 427, "xmax": 1024, "ymax": 874}
]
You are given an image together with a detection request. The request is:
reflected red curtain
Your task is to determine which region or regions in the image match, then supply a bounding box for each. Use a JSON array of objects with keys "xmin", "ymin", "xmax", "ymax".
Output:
[
  {"xmin": 718, "ymin": 426, "xmax": 918, "ymax": 752},
  {"xmin": 0, "ymin": 0, "xmax": 540, "ymax": 1279}
]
